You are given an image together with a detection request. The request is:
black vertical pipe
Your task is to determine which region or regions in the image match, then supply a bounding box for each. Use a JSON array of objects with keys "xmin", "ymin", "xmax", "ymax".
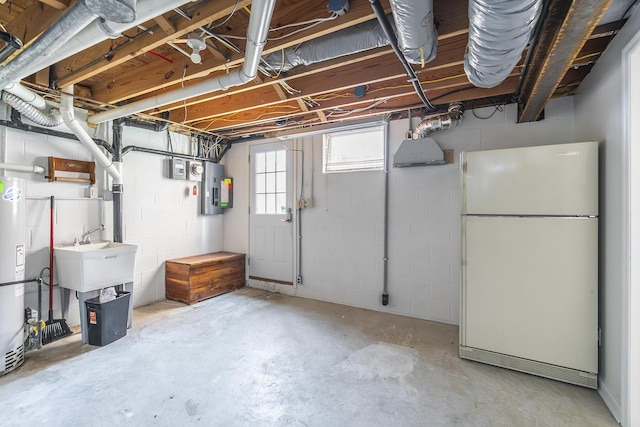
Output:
[{"xmin": 112, "ymin": 119, "xmax": 124, "ymax": 243}]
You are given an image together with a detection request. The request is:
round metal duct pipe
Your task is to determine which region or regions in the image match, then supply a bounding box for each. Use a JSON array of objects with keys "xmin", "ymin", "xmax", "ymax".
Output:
[
  {"xmin": 389, "ymin": 0, "xmax": 437, "ymax": 65},
  {"xmin": 85, "ymin": 0, "xmax": 137, "ymax": 23},
  {"xmin": 464, "ymin": 0, "xmax": 542, "ymax": 88}
]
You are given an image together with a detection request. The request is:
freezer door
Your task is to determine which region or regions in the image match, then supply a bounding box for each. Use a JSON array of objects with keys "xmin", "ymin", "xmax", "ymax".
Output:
[
  {"xmin": 462, "ymin": 141, "xmax": 598, "ymax": 216},
  {"xmin": 461, "ymin": 216, "xmax": 598, "ymax": 373}
]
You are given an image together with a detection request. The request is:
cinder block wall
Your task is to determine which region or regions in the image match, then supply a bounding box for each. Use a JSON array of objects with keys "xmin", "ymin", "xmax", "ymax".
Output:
[
  {"xmin": 2, "ymin": 114, "xmax": 222, "ymax": 326},
  {"xmin": 223, "ymin": 97, "xmax": 577, "ymax": 324}
]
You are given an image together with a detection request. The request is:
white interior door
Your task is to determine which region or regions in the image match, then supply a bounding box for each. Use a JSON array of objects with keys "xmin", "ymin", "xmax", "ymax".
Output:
[
  {"xmin": 462, "ymin": 216, "xmax": 598, "ymax": 373},
  {"xmin": 249, "ymin": 143, "xmax": 293, "ymax": 284}
]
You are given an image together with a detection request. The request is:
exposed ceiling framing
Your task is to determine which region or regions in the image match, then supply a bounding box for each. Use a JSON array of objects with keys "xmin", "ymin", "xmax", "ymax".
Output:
[{"xmin": 0, "ymin": 0, "xmax": 633, "ymax": 139}]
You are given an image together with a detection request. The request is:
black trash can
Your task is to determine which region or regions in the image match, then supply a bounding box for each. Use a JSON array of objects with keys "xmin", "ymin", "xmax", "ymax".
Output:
[{"xmin": 85, "ymin": 291, "xmax": 131, "ymax": 346}]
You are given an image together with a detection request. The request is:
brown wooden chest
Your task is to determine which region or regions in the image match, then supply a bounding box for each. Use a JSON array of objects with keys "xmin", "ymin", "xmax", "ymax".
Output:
[{"xmin": 165, "ymin": 252, "xmax": 245, "ymax": 305}]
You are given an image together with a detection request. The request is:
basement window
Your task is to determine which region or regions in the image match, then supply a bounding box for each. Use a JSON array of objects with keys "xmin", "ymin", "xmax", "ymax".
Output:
[{"xmin": 323, "ymin": 125, "xmax": 386, "ymax": 173}]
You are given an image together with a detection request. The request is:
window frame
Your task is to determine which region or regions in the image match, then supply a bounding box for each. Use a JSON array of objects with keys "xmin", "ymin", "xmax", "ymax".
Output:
[{"xmin": 322, "ymin": 124, "xmax": 387, "ymax": 173}]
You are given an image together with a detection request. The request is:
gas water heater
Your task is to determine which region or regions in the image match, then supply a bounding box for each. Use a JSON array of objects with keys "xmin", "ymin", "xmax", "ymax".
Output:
[{"xmin": 0, "ymin": 176, "xmax": 26, "ymax": 376}]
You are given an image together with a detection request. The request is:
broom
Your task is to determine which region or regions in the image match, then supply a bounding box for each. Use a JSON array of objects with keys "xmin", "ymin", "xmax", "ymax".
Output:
[{"xmin": 42, "ymin": 195, "xmax": 72, "ymax": 345}]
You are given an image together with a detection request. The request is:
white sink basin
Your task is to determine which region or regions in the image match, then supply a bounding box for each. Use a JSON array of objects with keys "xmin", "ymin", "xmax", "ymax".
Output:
[{"xmin": 54, "ymin": 241, "xmax": 137, "ymax": 292}]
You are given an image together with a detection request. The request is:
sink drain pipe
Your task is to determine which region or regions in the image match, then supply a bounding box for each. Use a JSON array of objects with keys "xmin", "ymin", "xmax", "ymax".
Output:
[{"xmin": 112, "ymin": 119, "xmax": 125, "ymax": 243}]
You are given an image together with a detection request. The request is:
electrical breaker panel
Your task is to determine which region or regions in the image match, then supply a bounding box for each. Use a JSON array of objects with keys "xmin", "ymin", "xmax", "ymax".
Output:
[{"xmin": 201, "ymin": 162, "xmax": 233, "ymax": 215}]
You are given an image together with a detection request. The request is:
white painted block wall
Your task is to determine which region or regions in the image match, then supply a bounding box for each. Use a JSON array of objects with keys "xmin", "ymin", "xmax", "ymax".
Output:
[
  {"xmin": 223, "ymin": 97, "xmax": 577, "ymax": 324},
  {"xmin": 1, "ymin": 111, "xmax": 222, "ymax": 326},
  {"xmin": 573, "ymin": 6, "xmax": 640, "ymax": 421}
]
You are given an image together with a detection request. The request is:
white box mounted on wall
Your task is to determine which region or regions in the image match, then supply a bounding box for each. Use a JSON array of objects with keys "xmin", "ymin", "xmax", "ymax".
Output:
[{"xmin": 166, "ymin": 159, "xmax": 186, "ymax": 180}]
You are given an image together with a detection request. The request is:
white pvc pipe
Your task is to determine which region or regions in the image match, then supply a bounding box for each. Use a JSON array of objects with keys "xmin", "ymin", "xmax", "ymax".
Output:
[
  {"xmin": 0, "ymin": 163, "xmax": 45, "ymax": 174},
  {"xmin": 3, "ymin": 81, "xmax": 47, "ymax": 110},
  {"xmin": 60, "ymin": 86, "xmax": 122, "ymax": 184},
  {"xmin": 9, "ymin": 0, "xmax": 196, "ymax": 84},
  {"xmin": 88, "ymin": 0, "xmax": 277, "ymax": 125}
]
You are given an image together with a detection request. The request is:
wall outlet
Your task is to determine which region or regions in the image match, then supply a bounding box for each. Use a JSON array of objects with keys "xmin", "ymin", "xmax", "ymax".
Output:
[
  {"xmin": 443, "ymin": 149, "xmax": 454, "ymax": 164},
  {"xmin": 84, "ymin": 186, "xmax": 98, "ymax": 198},
  {"xmin": 305, "ymin": 198, "xmax": 313, "ymax": 208},
  {"xmin": 296, "ymin": 276, "xmax": 302, "ymax": 285}
]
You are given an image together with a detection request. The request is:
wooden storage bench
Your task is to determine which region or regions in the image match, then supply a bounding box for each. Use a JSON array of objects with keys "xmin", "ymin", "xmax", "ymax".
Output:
[{"xmin": 165, "ymin": 252, "xmax": 245, "ymax": 305}]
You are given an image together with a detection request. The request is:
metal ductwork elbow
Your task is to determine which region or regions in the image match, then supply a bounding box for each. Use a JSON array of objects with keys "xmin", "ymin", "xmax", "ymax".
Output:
[
  {"xmin": 389, "ymin": 0, "xmax": 437, "ymax": 65},
  {"xmin": 413, "ymin": 103, "xmax": 463, "ymax": 139},
  {"xmin": 394, "ymin": 103, "xmax": 463, "ymax": 168},
  {"xmin": 464, "ymin": 0, "xmax": 542, "ymax": 88}
]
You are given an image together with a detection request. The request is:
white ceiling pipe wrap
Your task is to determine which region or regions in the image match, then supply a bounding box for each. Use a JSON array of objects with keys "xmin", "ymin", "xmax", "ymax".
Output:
[
  {"xmin": 60, "ymin": 86, "xmax": 122, "ymax": 184},
  {"xmin": 464, "ymin": 0, "xmax": 542, "ymax": 88},
  {"xmin": 4, "ymin": 0, "xmax": 199, "ymax": 87},
  {"xmin": 89, "ymin": 0, "xmax": 277, "ymax": 125},
  {"xmin": 3, "ymin": 81, "xmax": 47, "ymax": 110},
  {"xmin": 389, "ymin": 0, "xmax": 437, "ymax": 65},
  {"xmin": 0, "ymin": 163, "xmax": 45, "ymax": 174}
]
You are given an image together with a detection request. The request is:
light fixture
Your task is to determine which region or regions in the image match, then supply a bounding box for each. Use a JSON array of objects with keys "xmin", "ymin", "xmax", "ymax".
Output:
[{"xmin": 186, "ymin": 32, "xmax": 206, "ymax": 64}]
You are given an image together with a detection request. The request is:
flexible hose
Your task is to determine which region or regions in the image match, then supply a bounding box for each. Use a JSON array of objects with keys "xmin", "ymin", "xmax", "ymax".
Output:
[{"xmin": 1, "ymin": 92, "xmax": 63, "ymax": 127}]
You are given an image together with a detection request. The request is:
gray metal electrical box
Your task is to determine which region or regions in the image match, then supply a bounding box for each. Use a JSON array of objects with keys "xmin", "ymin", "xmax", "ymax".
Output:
[
  {"xmin": 166, "ymin": 159, "xmax": 186, "ymax": 179},
  {"xmin": 187, "ymin": 161, "xmax": 204, "ymax": 181},
  {"xmin": 201, "ymin": 162, "xmax": 233, "ymax": 215}
]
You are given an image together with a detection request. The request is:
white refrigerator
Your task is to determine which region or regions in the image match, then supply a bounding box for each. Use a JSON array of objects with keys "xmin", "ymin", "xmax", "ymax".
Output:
[{"xmin": 460, "ymin": 141, "xmax": 599, "ymax": 389}]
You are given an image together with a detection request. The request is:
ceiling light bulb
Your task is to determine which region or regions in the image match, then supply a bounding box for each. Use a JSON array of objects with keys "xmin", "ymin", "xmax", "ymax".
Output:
[{"xmin": 186, "ymin": 32, "xmax": 206, "ymax": 64}]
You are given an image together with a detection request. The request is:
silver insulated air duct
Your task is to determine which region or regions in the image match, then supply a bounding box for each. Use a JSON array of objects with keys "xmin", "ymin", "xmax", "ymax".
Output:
[
  {"xmin": 0, "ymin": 0, "xmax": 137, "ymax": 91},
  {"xmin": 389, "ymin": 0, "xmax": 437, "ymax": 65},
  {"xmin": 262, "ymin": 0, "xmax": 438, "ymax": 74},
  {"xmin": 394, "ymin": 104, "xmax": 463, "ymax": 167},
  {"xmin": 464, "ymin": 0, "xmax": 542, "ymax": 88},
  {"xmin": 262, "ymin": 19, "xmax": 390, "ymax": 74}
]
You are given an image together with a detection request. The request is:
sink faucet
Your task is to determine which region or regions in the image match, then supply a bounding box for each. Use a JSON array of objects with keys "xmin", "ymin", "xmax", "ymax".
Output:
[{"xmin": 75, "ymin": 224, "xmax": 105, "ymax": 245}]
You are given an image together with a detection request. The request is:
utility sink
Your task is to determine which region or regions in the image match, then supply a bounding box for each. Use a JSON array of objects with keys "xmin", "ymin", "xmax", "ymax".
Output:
[{"xmin": 54, "ymin": 241, "xmax": 137, "ymax": 292}]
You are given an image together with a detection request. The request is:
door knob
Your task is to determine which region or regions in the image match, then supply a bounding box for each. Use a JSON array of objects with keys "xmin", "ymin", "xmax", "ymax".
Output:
[{"xmin": 281, "ymin": 208, "xmax": 292, "ymax": 223}]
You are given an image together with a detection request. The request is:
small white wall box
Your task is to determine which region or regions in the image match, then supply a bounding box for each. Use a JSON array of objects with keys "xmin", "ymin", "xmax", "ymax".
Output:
[{"xmin": 166, "ymin": 159, "xmax": 186, "ymax": 179}]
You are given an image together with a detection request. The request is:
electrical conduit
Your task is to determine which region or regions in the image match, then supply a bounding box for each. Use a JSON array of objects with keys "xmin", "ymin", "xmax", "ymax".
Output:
[
  {"xmin": 60, "ymin": 86, "xmax": 122, "ymax": 184},
  {"xmin": 88, "ymin": 0, "xmax": 277, "ymax": 125}
]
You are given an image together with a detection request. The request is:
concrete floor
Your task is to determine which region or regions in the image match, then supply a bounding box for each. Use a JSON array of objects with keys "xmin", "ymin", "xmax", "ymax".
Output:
[{"xmin": 0, "ymin": 288, "xmax": 616, "ymax": 426}]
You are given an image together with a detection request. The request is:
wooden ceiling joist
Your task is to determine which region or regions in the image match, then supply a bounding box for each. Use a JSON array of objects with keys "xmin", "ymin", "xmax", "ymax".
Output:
[
  {"xmin": 0, "ymin": 0, "xmax": 624, "ymax": 137},
  {"xmin": 518, "ymin": 0, "xmax": 613, "ymax": 123},
  {"xmin": 6, "ymin": 1, "xmax": 64, "ymax": 43},
  {"xmin": 92, "ymin": 0, "xmax": 397, "ymax": 103},
  {"xmin": 53, "ymin": 0, "xmax": 252, "ymax": 88},
  {"xmin": 37, "ymin": 0, "xmax": 68, "ymax": 10}
]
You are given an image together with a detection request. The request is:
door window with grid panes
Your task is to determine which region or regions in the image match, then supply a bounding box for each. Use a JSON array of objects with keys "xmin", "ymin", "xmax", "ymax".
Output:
[{"xmin": 254, "ymin": 149, "xmax": 287, "ymax": 214}]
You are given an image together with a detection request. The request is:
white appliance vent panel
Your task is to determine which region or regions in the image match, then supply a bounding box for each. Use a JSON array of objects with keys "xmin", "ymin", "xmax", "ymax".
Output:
[{"xmin": 460, "ymin": 346, "xmax": 597, "ymax": 389}]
